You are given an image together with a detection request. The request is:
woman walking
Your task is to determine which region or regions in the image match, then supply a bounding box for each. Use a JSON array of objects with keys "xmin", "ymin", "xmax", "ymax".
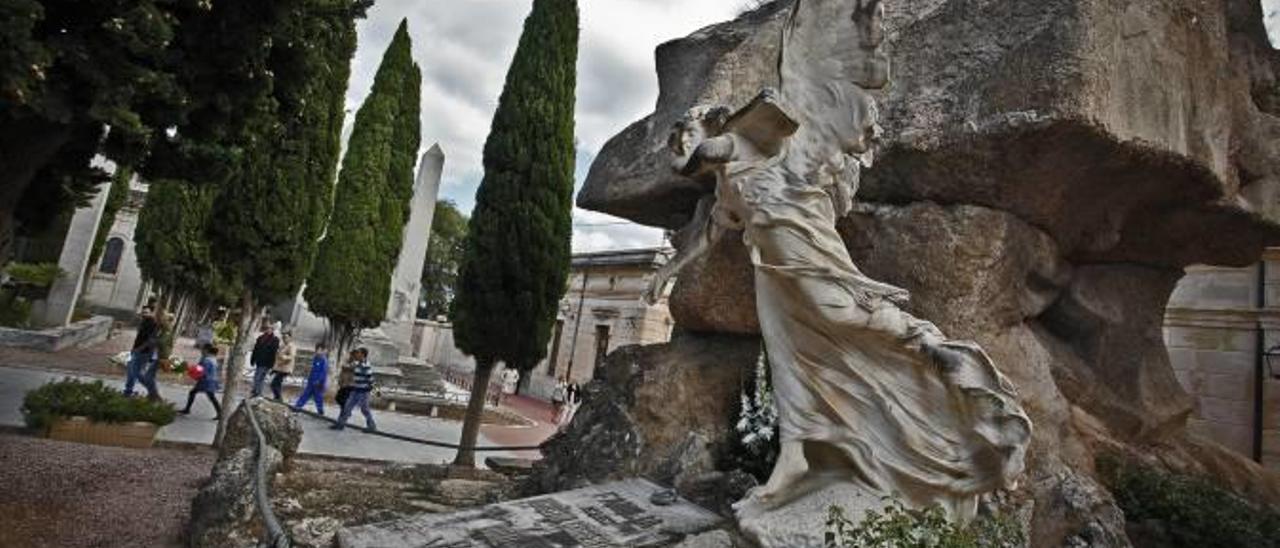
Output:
[
  {"xmin": 180, "ymin": 343, "xmax": 222, "ymax": 420},
  {"xmin": 270, "ymin": 332, "xmax": 297, "ymax": 400}
]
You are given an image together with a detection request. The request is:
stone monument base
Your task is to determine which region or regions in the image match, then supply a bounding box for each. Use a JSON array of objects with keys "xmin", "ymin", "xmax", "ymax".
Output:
[
  {"xmin": 354, "ymin": 327, "xmax": 399, "ymax": 368},
  {"xmin": 734, "ymin": 478, "xmax": 890, "ymax": 548}
]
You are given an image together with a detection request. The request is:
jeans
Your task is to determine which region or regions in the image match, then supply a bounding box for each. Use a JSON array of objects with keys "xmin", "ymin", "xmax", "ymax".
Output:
[
  {"xmin": 251, "ymin": 366, "xmax": 271, "ymax": 397},
  {"xmin": 294, "ymin": 383, "xmax": 325, "ymax": 415},
  {"xmin": 269, "ymin": 371, "xmax": 288, "ymax": 400},
  {"xmin": 123, "ymin": 351, "xmax": 157, "ymax": 397},
  {"xmin": 335, "ymin": 389, "xmax": 375, "ymax": 431}
]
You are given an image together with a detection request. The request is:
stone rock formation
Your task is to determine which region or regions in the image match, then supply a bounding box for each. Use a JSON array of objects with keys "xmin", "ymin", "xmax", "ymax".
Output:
[
  {"xmin": 189, "ymin": 400, "xmax": 302, "ymax": 547},
  {"xmin": 542, "ymin": 0, "xmax": 1280, "ymax": 546}
]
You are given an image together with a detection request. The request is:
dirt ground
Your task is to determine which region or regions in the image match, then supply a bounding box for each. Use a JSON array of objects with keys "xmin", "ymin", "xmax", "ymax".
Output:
[
  {"xmin": 0, "ymin": 433, "xmax": 216, "ymax": 548},
  {"xmin": 271, "ymin": 459, "xmax": 515, "ymax": 547}
]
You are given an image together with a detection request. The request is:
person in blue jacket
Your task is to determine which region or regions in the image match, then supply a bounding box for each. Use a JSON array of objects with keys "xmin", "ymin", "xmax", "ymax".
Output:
[
  {"xmin": 180, "ymin": 343, "xmax": 222, "ymax": 420},
  {"xmin": 292, "ymin": 343, "xmax": 329, "ymax": 415}
]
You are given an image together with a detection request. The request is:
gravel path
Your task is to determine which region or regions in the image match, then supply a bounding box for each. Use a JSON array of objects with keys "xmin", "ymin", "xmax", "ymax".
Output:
[{"xmin": 0, "ymin": 433, "xmax": 215, "ymax": 548}]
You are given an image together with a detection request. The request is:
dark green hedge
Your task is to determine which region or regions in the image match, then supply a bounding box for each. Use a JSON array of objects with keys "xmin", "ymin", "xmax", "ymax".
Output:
[{"xmin": 22, "ymin": 379, "xmax": 176, "ymax": 430}]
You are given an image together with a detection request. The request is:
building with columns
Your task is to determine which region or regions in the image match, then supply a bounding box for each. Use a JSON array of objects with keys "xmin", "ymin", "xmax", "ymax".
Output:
[
  {"xmin": 409, "ymin": 246, "xmax": 676, "ymax": 402},
  {"xmin": 520, "ymin": 247, "xmax": 675, "ymax": 399}
]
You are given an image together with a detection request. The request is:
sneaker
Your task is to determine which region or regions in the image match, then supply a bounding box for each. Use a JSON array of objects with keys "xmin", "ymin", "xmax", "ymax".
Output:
[
  {"xmin": 364, "ymin": 426, "xmax": 377, "ymax": 433},
  {"xmin": 179, "ymin": 409, "xmax": 191, "ymax": 415},
  {"xmin": 328, "ymin": 424, "xmax": 344, "ymax": 431}
]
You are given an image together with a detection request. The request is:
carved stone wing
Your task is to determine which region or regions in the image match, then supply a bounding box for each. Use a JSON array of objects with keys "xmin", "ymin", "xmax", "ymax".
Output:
[{"xmin": 779, "ymin": 0, "xmax": 890, "ymax": 182}]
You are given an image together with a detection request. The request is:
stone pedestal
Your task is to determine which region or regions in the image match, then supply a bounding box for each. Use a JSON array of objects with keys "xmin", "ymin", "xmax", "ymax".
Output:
[
  {"xmin": 735, "ymin": 480, "xmax": 890, "ymax": 548},
  {"xmin": 34, "ymin": 180, "xmax": 111, "ymax": 327},
  {"xmin": 354, "ymin": 327, "xmax": 401, "ymax": 370}
]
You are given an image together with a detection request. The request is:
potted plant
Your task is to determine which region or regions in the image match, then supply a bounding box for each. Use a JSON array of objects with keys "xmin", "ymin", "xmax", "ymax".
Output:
[{"xmin": 21, "ymin": 378, "xmax": 176, "ymax": 449}]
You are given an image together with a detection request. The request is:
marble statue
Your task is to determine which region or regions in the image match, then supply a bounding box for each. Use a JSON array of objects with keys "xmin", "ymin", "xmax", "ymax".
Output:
[{"xmin": 643, "ymin": 0, "xmax": 1033, "ymax": 541}]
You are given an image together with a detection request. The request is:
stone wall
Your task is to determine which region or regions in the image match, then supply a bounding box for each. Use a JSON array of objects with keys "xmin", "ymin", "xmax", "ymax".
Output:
[
  {"xmin": 1164, "ymin": 251, "xmax": 1280, "ymax": 467},
  {"xmin": 81, "ymin": 183, "xmax": 149, "ymax": 316},
  {"xmin": 0, "ymin": 315, "xmax": 111, "ymax": 351}
]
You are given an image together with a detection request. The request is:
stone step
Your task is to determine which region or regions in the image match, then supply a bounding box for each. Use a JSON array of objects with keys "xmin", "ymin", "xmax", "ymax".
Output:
[{"xmin": 335, "ymin": 478, "xmax": 722, "ymax": 548}]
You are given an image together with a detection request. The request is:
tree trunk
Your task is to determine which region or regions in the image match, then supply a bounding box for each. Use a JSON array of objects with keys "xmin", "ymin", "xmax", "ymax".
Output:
[
  {"xmin": 214, "ymin": 293, "xmax": 259, "ymax": 446},
  {"xmin": 453, "ymin": 359, "xmax": 496, "ymax": 468},
  {"xmin": 0, "ymin": 117, "xmax": 74, "ymax": 268}
]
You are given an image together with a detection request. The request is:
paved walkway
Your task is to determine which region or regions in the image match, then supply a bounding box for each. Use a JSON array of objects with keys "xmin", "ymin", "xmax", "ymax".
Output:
[{"xmin": 0, "ymin": 365, "xmax": 536, "ymax": 466}]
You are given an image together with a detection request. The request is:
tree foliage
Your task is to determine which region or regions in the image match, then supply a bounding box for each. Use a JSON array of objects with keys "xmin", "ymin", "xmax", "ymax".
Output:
[
  {"xmin": 306, "ymin": 19, "xmax": 422, "ymax": 335},
  {"xmin": 202, "ymin": 0, "xmax": 363, "ymax": 305},
  {"xmin": 452, "ymin": 0, "xmax": 579, "ymax": 371},
  {"xmin": 134, "ymin": 179, "xmax": 238, "ymax": 306},
  {"xmin": 0, "ymin": 0, "xmax": 186, "ymax": 265},
  {"xmin": 418, "ymin": 200, "xmax": 468, "ymax": 320}
]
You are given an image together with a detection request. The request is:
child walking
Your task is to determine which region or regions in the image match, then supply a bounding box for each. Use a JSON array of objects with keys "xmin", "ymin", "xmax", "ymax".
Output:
[
  {"xmin": 293, "ymin": 343, "xmax": 329, "ymax": 415},
  {"xmin": 181, "ymin": 343, "xmax": 223, "ymax": 420},
  {"xmin": 331, "ymin": 348, "xmax": 376, "ymax": 432}
]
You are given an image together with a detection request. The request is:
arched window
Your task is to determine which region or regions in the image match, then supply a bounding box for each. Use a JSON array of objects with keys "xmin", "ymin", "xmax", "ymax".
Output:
[{"xmin": 99, "ymin": 237, "xmax": 124, "ymax": 274}]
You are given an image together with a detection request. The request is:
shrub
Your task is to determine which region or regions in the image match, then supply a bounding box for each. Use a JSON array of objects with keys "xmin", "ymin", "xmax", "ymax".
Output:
[
  {"xmin": 826, "ymin": 499, "xmax": 1024, "ymax": 548},
  {"xmin": 4, "ymin": 262, "xmax": 63, "ymax": 287},
  {"xmin": 1098, "ymin": 454, "xmax": 1280, "ymax": 548},
  {"xmin": 22, "ymin": 378, "xmax": 176, "ymax": 431},
  {"xmin": 0, "ymin": 289, "xmax": 33, "ymax": 328}
]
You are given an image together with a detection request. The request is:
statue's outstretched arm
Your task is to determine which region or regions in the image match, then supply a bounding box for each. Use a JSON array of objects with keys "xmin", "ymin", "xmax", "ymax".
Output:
[{"xmin": 643, "ymin": 194, "xmax": 725, "ymax": 305}]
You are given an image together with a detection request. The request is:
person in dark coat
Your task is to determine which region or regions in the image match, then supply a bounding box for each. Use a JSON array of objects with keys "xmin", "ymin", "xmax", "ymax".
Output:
[
  {"xmin": 249, "ymin": 323, "xmax": 280, "ymax": 397},
  {"xmin": 123, "ymin": 305, "xmax": 160, "ymax": 398}
]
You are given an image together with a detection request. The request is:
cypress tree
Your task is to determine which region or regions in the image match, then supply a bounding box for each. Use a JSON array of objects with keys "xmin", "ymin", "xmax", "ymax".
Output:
[
  {"xmin": 451, "ymin": 0, "xmax": 579, "ymax": 467},
  {"xmin": 202, "ymin": 0, "xmax": 364, "ymax": 444},
  {"xmin": 306, "ymin": 20, "xmax": 422, "ymax": 355}
]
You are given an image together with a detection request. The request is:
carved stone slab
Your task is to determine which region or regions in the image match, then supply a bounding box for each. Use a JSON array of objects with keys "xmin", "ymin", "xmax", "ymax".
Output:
[{"xmin": 335, "ymin": 478, "xmax": 722, "ymax": 548}]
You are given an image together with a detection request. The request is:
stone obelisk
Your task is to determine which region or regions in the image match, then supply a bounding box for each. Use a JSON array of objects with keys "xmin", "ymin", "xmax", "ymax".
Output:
[{"xmin": 358, "ymin": 144, "xmax": 445, "ymax": 366}]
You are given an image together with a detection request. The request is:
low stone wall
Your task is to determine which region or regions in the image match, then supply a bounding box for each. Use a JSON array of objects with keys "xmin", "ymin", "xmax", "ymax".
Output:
[{"xmin": 0, "ymin": 315, "xmax": 112, "ymax": 352}]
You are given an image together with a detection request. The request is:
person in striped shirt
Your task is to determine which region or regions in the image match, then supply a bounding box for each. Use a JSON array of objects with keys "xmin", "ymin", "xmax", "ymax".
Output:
[{"xmin": 330, "ymin": 347, "xmax": 376, "ymax": 432}]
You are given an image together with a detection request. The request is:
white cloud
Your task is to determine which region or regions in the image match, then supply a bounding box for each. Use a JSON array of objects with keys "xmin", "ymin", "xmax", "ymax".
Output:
[{"xmin": 344, "ymin": 0, "xmax": 741, "ymax": 252}]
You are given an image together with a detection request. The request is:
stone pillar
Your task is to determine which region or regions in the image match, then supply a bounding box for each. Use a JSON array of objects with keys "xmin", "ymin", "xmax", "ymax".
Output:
[
  {"xmin": 35, "ymin": 180, "xmax": 112, "ymax": 327},
  {"xmin": 380, "ymin": 144, "xmax": 445, "ymax": 354}
]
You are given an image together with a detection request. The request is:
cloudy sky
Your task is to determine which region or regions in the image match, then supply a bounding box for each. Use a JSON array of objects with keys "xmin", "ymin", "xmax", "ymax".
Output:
[
  {"xmin": 342, "ymin": 1, "xmax": 743, "ymax": 253},
  {"xmin": 1268, "ymin": 0, "xmax": 1280, "ymax": 48}
]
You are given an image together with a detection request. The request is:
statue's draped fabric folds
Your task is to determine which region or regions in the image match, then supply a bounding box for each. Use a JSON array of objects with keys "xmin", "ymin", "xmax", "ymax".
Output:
[{"xmin": 652, "ymin": 0, "xmax": 1034, "ymax": 532}]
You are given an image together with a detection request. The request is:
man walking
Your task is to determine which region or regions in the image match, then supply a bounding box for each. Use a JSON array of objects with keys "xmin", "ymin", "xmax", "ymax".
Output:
[
  {"xmin": 123, "ymin": 303, "xmax": 160, "ymax": 398},
  {"xmin": 249, "ymin": 323, "xmax": 281, "ymax": 397},
  {"xmin": 331, "ymin": 348, "xmax": 376, "ymax": 432}
]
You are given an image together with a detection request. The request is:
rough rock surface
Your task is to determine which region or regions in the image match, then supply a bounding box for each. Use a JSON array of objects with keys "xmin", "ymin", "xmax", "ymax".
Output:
[
  {"xmin": 190, "ymin": 399, "xmax": 302, "ymax": 547},
  {"xmin": 559, "ymin": 1, "xmax": 1280, "ymax": 546},
  {"xmin": 188, "ymin": 446, "xmax": 283, "ymax": 548},
  {"xmin": 522, "ymin": 333, "xmax": 759, "ymax": 499},
  {"xmin": 218, "ymin": 398, "xmax": 303, "ymax": 465}
]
